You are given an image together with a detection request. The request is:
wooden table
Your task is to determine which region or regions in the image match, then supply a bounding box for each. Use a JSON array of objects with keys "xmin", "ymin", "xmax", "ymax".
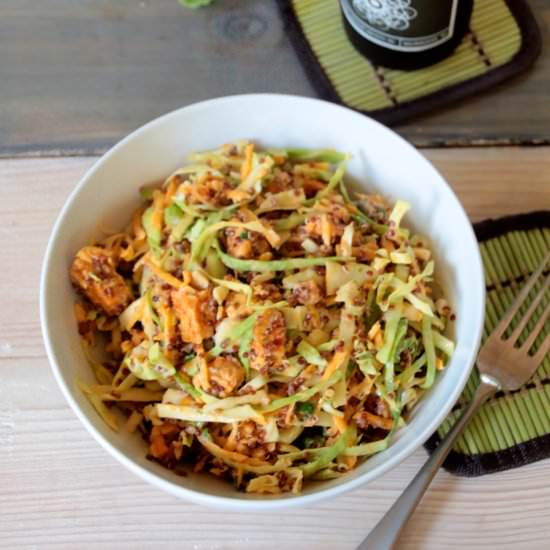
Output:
[
  {"xmin": 1, "ymin": 148, "xmax": 549, "ymax": 549},
  {"xmin": 1, "ymin": 0, "xmax": 549, "ymax": 155}
]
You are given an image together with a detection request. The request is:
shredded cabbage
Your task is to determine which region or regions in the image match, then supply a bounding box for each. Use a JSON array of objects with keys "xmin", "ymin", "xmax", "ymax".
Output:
[{"xmin": 296, "ymin": 340, "xmax": 327, "ymax": 369}]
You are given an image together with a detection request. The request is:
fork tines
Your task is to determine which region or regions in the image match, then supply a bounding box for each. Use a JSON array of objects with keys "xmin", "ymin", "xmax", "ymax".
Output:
[{"xmin": 495, "ymin": 249, "xmax": 550, "ymax": 361}]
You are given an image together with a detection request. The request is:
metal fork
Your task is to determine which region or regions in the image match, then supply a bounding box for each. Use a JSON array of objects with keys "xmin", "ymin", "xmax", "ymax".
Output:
[{"xmin": 359, "ymin": 249, "xmax": 550, "ymax": 550}]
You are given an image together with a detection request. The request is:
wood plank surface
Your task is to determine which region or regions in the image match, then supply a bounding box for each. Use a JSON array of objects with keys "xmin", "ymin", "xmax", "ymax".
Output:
[
  {"xmin": 0, "ymin": 0, "xmax": 549, "ymax": 156},
  {"xmin": 1, "ymin": 148, "xmax": 549, "ymax": 549}
]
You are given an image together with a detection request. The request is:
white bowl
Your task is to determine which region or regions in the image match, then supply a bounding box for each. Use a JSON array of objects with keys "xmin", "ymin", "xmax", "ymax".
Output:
[{"xmin": 40, "ymin": 94, "xmax": 485, "ymax": 511}]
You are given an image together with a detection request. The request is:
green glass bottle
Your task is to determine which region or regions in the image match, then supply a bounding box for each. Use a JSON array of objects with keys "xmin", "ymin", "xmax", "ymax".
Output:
[{"xmin": 340, "ymin": 0, "xmax": 473, "ymax": 70}]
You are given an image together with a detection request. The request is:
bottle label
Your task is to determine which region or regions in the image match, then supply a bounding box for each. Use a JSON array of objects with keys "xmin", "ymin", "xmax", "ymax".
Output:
[{"xmin": 341, "ymin": 0, "xmax": 460, "ymax": 53}]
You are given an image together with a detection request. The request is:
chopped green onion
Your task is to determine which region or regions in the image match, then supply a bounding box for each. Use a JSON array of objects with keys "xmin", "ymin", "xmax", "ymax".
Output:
[
  {"xmin": 296, "ymin": 402, "xmax": 315, "ymax": 416},
  {"xmin": 88, "ymin": 271, "xmax": 101, "ymax": 283}
]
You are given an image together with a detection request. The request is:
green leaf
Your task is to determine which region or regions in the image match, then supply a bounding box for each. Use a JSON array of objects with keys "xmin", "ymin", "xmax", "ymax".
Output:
[{"xmin": 178, "ymin": 0, "xmax": 213, "ymax": 8}]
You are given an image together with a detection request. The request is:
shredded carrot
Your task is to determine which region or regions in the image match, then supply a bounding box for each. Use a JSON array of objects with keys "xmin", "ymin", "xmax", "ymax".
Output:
[
  {"xmin": 120, "ymin": 243, "xmax": 135, "ymax": 262},
  {"xmin": 198, "ymin": 348, "xmax": 210, "ymax": 389},
  {"xmin": 240, "ymin": 143, "xmax": 254, "ymax": 181},
  {"xmin": 131, "ymin": 208, "xmax": 146, "ymax": 240},
  {"xmin": 321, "ymin": 213, "xmax": 332, "ymax": 247},
  {"xmin": 150, "ymin": 430, "xmax": 169, "ymax": 459},
  {"xmin": 381, "ymin": 236, "xmax": 396, "ymax": 252},
  {"xmin": 181, "ymin": 270, "xmax": 192, "ymax": 285},
  {"xmin": 162, "ymin": 306, "xmax": 176, "ymax": 345},
  {"xmin": 74, "ymin": 303, "xmax": 87, "ymax": 322},
  {"xmin": 143, "ymin": 256, "xmax": 186, "ymax": 289},
  {"xmin": 164, "ymin": 179, "xmax": 178, "ymax": 206},
  {"xmin": 332, "ymin": 414, "xmax": 348, "ymax": 434},
  {"xmin": 285, "ymin": 402, "xmax": 295, "ymax": 426},
  {"xmin": 322, "ymin": 349, "xmax": 349, "ymax": 381},
  {"xmin": 199, "ymin": 435, "xmax": 269, "ymax": 466}
]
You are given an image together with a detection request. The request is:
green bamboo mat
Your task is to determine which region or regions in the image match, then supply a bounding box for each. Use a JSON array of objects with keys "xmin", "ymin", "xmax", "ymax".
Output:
[
  {"xmin": 425, "ymin": 212, "xmax": 550, "ymax": 476},
  {"xmin": 278, "ymin": 0, "xmax": 541, "ymax": 125}
]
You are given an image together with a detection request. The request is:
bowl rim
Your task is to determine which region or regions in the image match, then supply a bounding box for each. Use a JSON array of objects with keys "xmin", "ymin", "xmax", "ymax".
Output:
[{"xmin": 40, "ymin": 93, "xmax": 485, "ymax": 511}]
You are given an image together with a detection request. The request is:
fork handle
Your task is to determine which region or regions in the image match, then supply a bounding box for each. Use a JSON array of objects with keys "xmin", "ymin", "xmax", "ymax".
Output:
[{"xmin": 357, "ymin": 374, "xmax": 499, "ymax": 550}]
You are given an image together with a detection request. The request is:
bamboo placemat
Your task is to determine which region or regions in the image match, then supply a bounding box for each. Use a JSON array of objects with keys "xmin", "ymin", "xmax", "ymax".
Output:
[
  {"xmin": 278, "ymin": 0, "xmax": 541, "ymax": 125},
  {"xmin": 425, "ymin": 212, "xmax": 550, "ymax": 476}
]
